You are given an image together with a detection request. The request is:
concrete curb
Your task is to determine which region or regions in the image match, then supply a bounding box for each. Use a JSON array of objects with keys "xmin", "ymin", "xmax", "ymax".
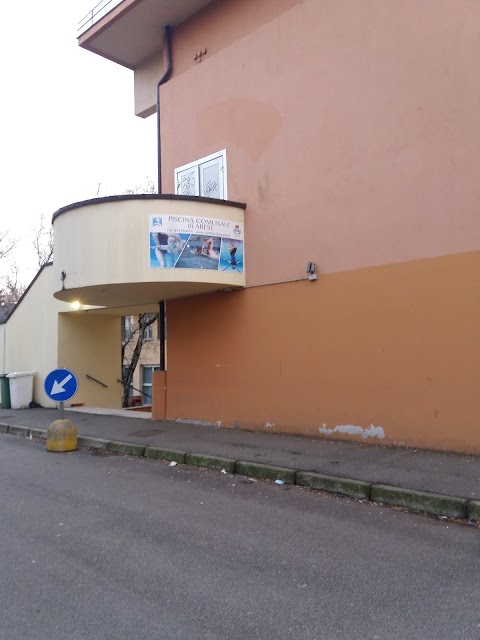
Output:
[
  {"xmin": 296, "ymin": 471, "xmax": 371, "ymax": 500},
  {"xmin": 144, "ymin": 446, "xmax": 186, "ymax": 464},
  {"xmin": 30, "ymin": 428, "xmax": 47, "ymax": 440},
  {"xmin": 235, "ymin": 461, "xmax": 296, "ymax": 484},
  {"xmin": 466, "ymin": 500, "xmax": 480, "ymax": 522},
  {"xmin": 185, "ymin": 453, "xmax": 236, "ymax": 473},
  {"xmin": 108, "ymin": 441, "xmax": 145, "ymax": 456},
  {"xmin": 77, "ymin": 436, "xmax": 110, "ymax": 450},
  {"xmin": 2, "ymin": 423, "xmax": 478, "ymax": 522},
  {"xmin": 8, "ymin": 425, "xmax": 30, "ymax": 437},
  {"xmin": 370, "ymin": 484, "xmax": 467, "ymax": 519}
]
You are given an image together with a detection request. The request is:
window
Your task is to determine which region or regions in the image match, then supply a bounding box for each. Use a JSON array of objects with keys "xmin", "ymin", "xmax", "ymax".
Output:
[
  {"xmin": 122, "ymin": 315, "xmax": 135, "ymax": 342},
  {"xmin": 175, "ymin": 150, "xmax": 227, "ymax": 200},
  {"xmin": 142, "ymin": 365, "xmax": 161, "ymax": 404},
  {"xmin": 144, "ymin": 321, "xmax": 154, "ymax": 341}
]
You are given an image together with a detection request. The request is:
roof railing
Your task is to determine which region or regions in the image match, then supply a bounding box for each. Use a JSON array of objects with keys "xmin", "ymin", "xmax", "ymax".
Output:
[{"xmin": 78, "ymin": 0, "xmax": 125, "ymax": 35}]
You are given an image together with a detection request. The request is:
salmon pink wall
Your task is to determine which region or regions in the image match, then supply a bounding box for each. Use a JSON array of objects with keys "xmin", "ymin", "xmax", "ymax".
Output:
[{"xmin": 160, "ymin": 0, "xmax": 480, "ymax": 286}]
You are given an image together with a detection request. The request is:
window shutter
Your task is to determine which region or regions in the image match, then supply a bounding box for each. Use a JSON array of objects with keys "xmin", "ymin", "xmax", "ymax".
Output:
[
  {"xmin": 176, "ymin": 166, "xmax": 199, "ymax": 196},
  {"xmin": 199, "ymin": 156, "xmax": 224, "ymax": 199},
  {"xmin": 175, "ymin": 150, "xmax": 226, "ymax": 199}
]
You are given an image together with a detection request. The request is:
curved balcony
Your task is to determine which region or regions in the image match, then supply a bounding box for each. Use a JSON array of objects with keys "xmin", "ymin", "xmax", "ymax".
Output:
[{"xmin": 52, "ymin": 195, "xmax": 246, "ymax": 313}]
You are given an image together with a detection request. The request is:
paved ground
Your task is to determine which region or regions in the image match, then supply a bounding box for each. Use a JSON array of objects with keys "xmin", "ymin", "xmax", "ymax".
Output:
[
  {"xmin": 0, "ymin": 407, "xmax": 479, "ymax": 500},
  {"xmin": 1, "ymin": 435, "xmax": 479, "ymax": 640}
]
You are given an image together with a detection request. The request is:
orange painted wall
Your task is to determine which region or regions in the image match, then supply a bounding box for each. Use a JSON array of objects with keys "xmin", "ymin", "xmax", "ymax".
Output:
[
  {"xmin": 166, "ymin": 251, "xmax": 480, "ymax": 453},
  {"xmin": 152, "ymin": 370, "xmax": 167, "ymax": 420}
]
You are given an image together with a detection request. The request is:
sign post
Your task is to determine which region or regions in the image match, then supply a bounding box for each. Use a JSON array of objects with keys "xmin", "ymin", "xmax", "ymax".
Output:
[{"xmin": 44, "ymin": 369, "xmax": 79, "ymax": 452}]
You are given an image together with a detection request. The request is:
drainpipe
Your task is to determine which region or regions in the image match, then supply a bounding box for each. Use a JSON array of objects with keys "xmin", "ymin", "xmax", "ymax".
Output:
[
  {"xmin": 157, "ymin": 25, "xmax": 172, "ymax": 371},
  {"xmin": 156, "ymin": 25, "xmax": 173, "ymax": 195},
  {"xmin": 156, "ymin": 27, "xmax": 172, "ymax": 372},
  {"xmin": 2, "ymin": 323, "xmax": 6, "ymax": 375},
  {"xmin": 159, "ymin": 301, "xmax": 166, "ymax": 371}
]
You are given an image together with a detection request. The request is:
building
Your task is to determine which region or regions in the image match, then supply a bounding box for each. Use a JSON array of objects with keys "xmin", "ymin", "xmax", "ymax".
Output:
[{"xmin": 1, "ymin": 0, "xmax": 479, "ymax": 454}]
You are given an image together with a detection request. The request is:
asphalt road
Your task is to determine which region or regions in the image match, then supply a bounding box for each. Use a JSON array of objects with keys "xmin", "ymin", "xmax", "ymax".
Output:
[{"xmin": 0, "ymin": 435, "xmax": 479, "ymax": 640}]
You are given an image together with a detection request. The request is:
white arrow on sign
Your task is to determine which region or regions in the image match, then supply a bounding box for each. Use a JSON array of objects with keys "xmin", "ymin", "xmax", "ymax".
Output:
[{"xmin": 50, "ymin": 374, "xmax": 73, "ymax": 396}]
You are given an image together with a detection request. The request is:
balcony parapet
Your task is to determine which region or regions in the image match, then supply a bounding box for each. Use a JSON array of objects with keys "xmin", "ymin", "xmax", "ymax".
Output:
[
  {"xmin": 78, "ymin": 0, "xmax": 215, "ymax": 69},
  {"xmin": 52, "ymin": 195, "xmax": 246, "ymax": 312},
  {"xmin": 78, "ymin": 0, "xmax": 125, "ymax": 36}
]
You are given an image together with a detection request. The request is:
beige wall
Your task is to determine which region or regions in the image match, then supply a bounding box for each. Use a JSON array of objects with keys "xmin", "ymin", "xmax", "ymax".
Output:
[
  {"xmin": 166, "ymin": 251, "xmax": 480, "ymax": 454},
  {"xmin": 58, "ymin": 313, "xmax": 122, "ymax": 408},
  {"xmin": 0, "ymin": 324, "xmax": 5, "ymax": 374},
  {"xmin": 0, "ymin": 265, "xmax": 142, "ymax": 410},
  {"xmin": 2, "ymin": 266, "xmax": 72, "ymax": 407},
  {"xmin": 0, "ymin": 265, "xmax": 121, "ymax": 409},
  {"xmin": 156, "ymin": 0, "xmax": 480, "ymax": 286},
  {"xmin": 0, "ymin": 324, "xmax": 6, "ymax": 405},
  {"xmin": 134, "ymin": 50, "xmax": 163, "ymax": 117}
]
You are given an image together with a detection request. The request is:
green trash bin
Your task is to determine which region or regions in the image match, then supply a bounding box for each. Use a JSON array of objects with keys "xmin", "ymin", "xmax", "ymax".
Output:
[{"xmin": 0, "ymin": 374, "xmax": 11, "ymax": 409}]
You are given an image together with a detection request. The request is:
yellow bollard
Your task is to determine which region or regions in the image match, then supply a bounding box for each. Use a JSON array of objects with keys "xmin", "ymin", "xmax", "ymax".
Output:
[{"xmin": 46, "ymin": 419, "xmax": 78, "ymax": 452}]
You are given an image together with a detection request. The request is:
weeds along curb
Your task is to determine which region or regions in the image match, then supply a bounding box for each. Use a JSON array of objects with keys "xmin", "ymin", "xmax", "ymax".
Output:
[{"xmin": 3, "ymin": 425, "xmax": 479, "ymax": 522}]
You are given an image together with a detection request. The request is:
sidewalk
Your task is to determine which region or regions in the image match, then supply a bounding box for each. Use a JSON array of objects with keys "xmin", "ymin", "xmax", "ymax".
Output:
[{"xmin": 0, "ymin": 406, "xmax": 479, "ymax": 504}]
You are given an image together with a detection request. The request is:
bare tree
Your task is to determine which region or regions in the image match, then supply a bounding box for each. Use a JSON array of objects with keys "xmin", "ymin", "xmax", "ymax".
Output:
[
  {"xmin": 0, "ymin": 250, "xmax": 25, "ymax": 321},
  {"xmin": 32, "ymin": 214, "xmax": 54, "ymax": 268},
  {"xmin": 1, "ymin": 265, "xmax": 25, "ymax": 303},
  {"xmin": 0, "ymin": 214, "xmax": 53, "ymax": 321},
  {"xmin": 0, "ymin": 231, "xmax": 20, "ymax": 320},
  {"xmin": 123, "ymin": 178, "xmax": 156, "ymax": 195},
  {"xmin": 0, "ymin": 231, "xmax": 16, "ymax": 261},
  {"xmin": 97, "ymin": 177, "xmax": 156, "ymax": 198},
  {"xmin": 121, "ymin": 313, "xmax": 159, "ymax": 408}
]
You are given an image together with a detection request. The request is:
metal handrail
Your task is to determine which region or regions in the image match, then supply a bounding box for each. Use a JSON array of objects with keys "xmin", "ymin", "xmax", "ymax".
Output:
[
  {"xmin": 85, "ymin": 374, "xmax": 109, "ymax": 388},
  {"xmin": 78, "ymin": 0, "xmax": 125, "ymax": 34},
  {"xmin": 116, "ymin": 379, "xmax": 151, "ymax": 400}
]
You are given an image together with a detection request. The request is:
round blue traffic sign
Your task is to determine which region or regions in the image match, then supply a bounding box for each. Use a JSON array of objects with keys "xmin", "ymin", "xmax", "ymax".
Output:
[{"xmin": 44, "ymin": 368, "xmax": 78, "ymax": 403}]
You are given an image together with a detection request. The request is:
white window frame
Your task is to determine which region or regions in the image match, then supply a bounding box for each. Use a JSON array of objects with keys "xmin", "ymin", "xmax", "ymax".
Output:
[
  {"xmin": 174, "ymin": 149, "xmax": 227, "ymax": 200},
  {"xmin": 122, "ymin": 365, "xmax": 134, "ymax": 398},
  {"xmin": 144, "ymin": 322, "xmax": 154, "ymax": 341},
  {"xmin": 141, "ymin": 365, "xmax": 161, "ymax": 404}
]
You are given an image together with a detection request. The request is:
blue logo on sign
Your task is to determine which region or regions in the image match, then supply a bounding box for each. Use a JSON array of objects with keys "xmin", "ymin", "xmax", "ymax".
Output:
[
  {"xmin": 44, "ymin": 368, "xmax": 78, "ymax": 403},
  {"xmin": 152, "ymin": 217, "xmax": 163, "ymax": 227}
]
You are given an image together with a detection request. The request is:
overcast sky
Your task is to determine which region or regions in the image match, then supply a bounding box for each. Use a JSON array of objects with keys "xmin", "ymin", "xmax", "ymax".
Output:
[{"xmin": 0, "ymin": 0, "xmax": 157, "ymax": 283}]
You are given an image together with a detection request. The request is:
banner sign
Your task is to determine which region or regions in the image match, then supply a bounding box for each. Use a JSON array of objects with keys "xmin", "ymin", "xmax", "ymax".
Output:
[{"xmin": 149, "ymin": 214, "xmax": 244, "ymax": 273}]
